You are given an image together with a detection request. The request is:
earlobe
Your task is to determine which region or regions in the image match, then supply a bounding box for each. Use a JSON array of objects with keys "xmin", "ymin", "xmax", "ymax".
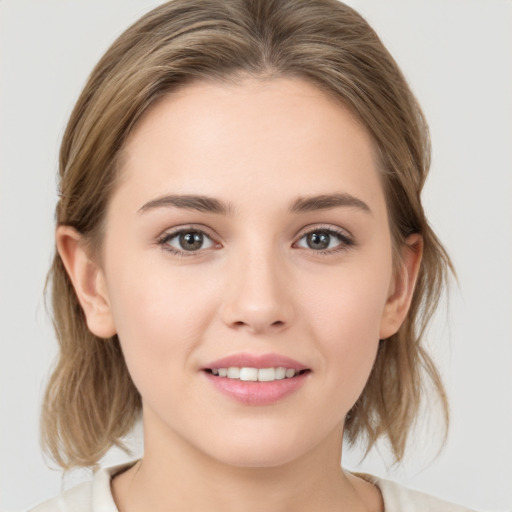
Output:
[
  {"xmin": 56, "ymin": 225, "xmax": 116, "ymax": 339},
  {"xmin": 379, "ymin": 234, "xmax": 423, "ymax": 340}
]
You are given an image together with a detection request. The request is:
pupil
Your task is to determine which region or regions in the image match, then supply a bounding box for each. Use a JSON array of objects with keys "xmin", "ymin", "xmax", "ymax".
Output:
[
  {"xmin": 180, "ymin": 232, "xmax": 203, "ymax": 250},
  {"xmin": 307, "ymin": 232, "xmax": 330, "ymax": 250}
]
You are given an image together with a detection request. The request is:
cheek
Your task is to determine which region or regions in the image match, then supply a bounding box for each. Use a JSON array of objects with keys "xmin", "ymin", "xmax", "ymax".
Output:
[
  {"xmin": 302, "ymin": 257, "xmax": 392, "ymax": 403},
  {"xmin": 305, "ymin": 253, "xmax": 391, "ymax": 338},
  {"xmin": 103, "ymin": 251, "xmax": 220, "ymax": 385}
]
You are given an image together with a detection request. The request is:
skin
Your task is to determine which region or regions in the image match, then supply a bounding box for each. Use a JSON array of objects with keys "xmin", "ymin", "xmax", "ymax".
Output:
[{"xmin": 58, "ymin": 77, "xmax": 422, "ymax": 512}]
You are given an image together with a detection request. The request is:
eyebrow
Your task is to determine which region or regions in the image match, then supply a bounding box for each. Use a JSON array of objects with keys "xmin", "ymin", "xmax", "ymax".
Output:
[
  {"xmin": 138, "ymin": 194, "xmax": 233, "ymax": 215},
  {"xmin": 138, "ymin": 192, "xmax": 371, "ymax": 216},
  {"xmin": 289, "ymin": 193, "xmax": 372, "ymax": 215}
]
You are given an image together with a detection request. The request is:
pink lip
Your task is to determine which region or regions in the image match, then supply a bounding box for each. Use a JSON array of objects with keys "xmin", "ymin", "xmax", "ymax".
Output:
[
  {"xmin": 204, "ymin": 352, "xmax": 309, "ymax": 371},
  {"xmin": 202, "ymin": 352, "xmax": 311, "ymax": 406}
]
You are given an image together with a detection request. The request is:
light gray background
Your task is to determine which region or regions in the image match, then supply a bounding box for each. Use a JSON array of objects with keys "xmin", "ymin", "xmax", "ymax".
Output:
[{"xmin": 1, "ymin": 1, "xmax": 511, "ymax": 511}]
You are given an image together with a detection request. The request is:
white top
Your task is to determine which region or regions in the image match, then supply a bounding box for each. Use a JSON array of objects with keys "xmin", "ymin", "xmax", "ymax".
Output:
[{"xmin": 29, "ymin": 461, "xmax": 476, "ymax": 512}]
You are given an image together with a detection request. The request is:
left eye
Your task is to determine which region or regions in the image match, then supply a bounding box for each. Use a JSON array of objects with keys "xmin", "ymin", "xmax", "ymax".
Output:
[
  {"xmin": 296, "ymin": 229, "xmax": 349, "ymax": 251},
  {"xmin": 162, "ymin": 230, "xmax": 215, "ymax": 252}
]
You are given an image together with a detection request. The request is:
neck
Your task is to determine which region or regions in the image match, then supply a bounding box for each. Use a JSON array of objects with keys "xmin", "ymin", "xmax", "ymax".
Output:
[{"xmin": 112, "ymin": 415, "xmax": 381, "ymax": 512}]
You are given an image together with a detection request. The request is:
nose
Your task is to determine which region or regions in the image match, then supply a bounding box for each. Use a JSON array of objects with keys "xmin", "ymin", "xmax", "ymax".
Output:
[{"xmin": 220, "ymin": 246, "xmax": 294, "ymax": 335}]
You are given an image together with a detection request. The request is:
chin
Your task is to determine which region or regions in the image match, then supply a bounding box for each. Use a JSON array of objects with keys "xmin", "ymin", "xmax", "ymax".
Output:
[
  {"xmin": 212, "ymin": 445, "xmax": 302, "ymax": 469},
  {"xmin": 198, "ymin": 425, "xmax": 321, "ymax": 469}
]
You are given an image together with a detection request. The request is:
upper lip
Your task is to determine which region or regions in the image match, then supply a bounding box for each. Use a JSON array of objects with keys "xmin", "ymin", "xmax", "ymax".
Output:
[{"xmin": 204, "ymin": 353, "xmax": 309, "ymax": 371}]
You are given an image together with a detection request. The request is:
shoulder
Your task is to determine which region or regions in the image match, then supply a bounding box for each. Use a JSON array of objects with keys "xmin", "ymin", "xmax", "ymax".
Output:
[
  {"xmin": 358, "ymin": 473, "xmax": 478, "ymax": 512},
  {"xmin": 28, "ymin": 461, "xmax": 136, "ymax": 512},
  {"xmin": 29, "ymin": 480, "xmax": 92, "ymax": 512}
]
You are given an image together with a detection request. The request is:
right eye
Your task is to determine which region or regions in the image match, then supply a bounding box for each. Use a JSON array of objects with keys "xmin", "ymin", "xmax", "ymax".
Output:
[
  {"xmin": 294, "ymin": 226, "xmax": 354, "ymax": 254},
  {"xmin": 159, "ymin": 229, "xmax": 216, "ymax": 254}
]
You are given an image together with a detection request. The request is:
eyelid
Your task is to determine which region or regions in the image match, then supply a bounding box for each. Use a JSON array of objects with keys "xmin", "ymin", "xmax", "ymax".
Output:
[
  {"xmin": 293, "ymin": 224, "xmax": 355, "ymax": 253},
  {"xmin": 157, "ymin": 225, "xmax": 221, "ymax": 257},
  {"xmin": 295, "ymin": 223, "xmax": 353, "ymax": 238},
  {"xmin": 155, "ymin": 223, "xmax": 355, "ymax": 257}
]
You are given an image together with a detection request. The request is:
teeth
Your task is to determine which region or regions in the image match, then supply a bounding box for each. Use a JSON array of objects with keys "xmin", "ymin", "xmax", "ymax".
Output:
[
  {"xmin": 211, "ymin": 367, "xmax": 302, "ymax": 382},
  {"xmin": 227, "ymin": 367, "xmax": 240, "ymax": 379},
  {"xmin": 239, "ymin": 367, "xmax": 258, "ymax": 381},
  {"xmin": 275, "ymin": 367, "xmax": 286, "ymax": 380},
  {"xmin": 257, "ymin": 368, "xmax": 275, "ymax": 382}
]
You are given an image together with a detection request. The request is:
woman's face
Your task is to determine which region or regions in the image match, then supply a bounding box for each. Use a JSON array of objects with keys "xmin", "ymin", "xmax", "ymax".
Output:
[{"xmin": 92, "ymin": 77, "xmax": 409, "ymax": 467}]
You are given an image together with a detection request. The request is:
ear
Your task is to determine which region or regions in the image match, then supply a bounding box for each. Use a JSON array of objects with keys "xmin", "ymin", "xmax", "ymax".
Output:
[
  {"xmin": 379, "ymin": 234, "xmax": 423, "ymax": 340},
  {"xmin": 56, "ymin": 225, "xmax": 116, "ymax": 338}
]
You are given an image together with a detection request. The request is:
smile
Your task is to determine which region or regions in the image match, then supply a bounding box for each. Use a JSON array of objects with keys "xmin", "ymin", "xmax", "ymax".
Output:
[
  {"xmin": 207, "ymin": 367, "xmax": 309, "ymax": 381},
  {"xmin": 202, "ymin": 354, "xmax": 311, "ymax": 405}
]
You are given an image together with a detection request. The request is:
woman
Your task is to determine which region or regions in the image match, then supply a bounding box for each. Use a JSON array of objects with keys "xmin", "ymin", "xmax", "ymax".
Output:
[{"xmin": 30, "ymin": 0, "xmax": 475, "ymax": 510}]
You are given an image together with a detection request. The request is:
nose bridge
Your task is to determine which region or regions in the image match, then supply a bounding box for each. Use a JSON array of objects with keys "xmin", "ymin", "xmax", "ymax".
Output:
[{"xmin": 221, "ymin": 237, "xmax": 293, "ymax": 334}]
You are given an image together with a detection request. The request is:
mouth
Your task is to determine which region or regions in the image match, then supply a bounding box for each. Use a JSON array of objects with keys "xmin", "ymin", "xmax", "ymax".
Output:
[
  {"xmin": 204, "ymin": 367, "xmax": 311, "ymax": 382},
  {"xmin": 202, "ymin": 353, "xmax": 311, "ymax": 405}
]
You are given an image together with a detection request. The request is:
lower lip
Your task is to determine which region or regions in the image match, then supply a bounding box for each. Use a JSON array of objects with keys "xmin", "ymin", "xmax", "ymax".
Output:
[{"xmin": 203, "ymin": 371, "xmax": 309, "ymax": 405}]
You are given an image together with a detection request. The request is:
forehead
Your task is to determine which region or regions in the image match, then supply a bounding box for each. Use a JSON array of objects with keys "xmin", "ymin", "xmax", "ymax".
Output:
[{"xmin": 115, "ymin": 77, "xmax": 386, "ymax": 217}]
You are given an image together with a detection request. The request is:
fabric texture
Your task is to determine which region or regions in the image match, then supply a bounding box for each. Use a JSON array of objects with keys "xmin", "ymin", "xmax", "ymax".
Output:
[{"xmin": 29, "ymin": 461, "xmax": 476, "ymax": 512}]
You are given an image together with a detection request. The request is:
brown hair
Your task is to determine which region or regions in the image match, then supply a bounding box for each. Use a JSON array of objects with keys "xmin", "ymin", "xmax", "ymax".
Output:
[{"xmin": 42, "ymin": 0, "xmax": 452, "ymax": 470}]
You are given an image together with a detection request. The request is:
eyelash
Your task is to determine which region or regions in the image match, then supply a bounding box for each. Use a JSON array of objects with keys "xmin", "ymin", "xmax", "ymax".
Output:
[
  {"xmin": 156, "ymin": 226, "xmax": 218, "ymax": 258},
  {"xmin": 156, "ymin": 225, "xmax": 355, "ymax": 258},
  {"xmin": 295, "ymin": 226, "xmax": 355, "ymax": 254}
]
